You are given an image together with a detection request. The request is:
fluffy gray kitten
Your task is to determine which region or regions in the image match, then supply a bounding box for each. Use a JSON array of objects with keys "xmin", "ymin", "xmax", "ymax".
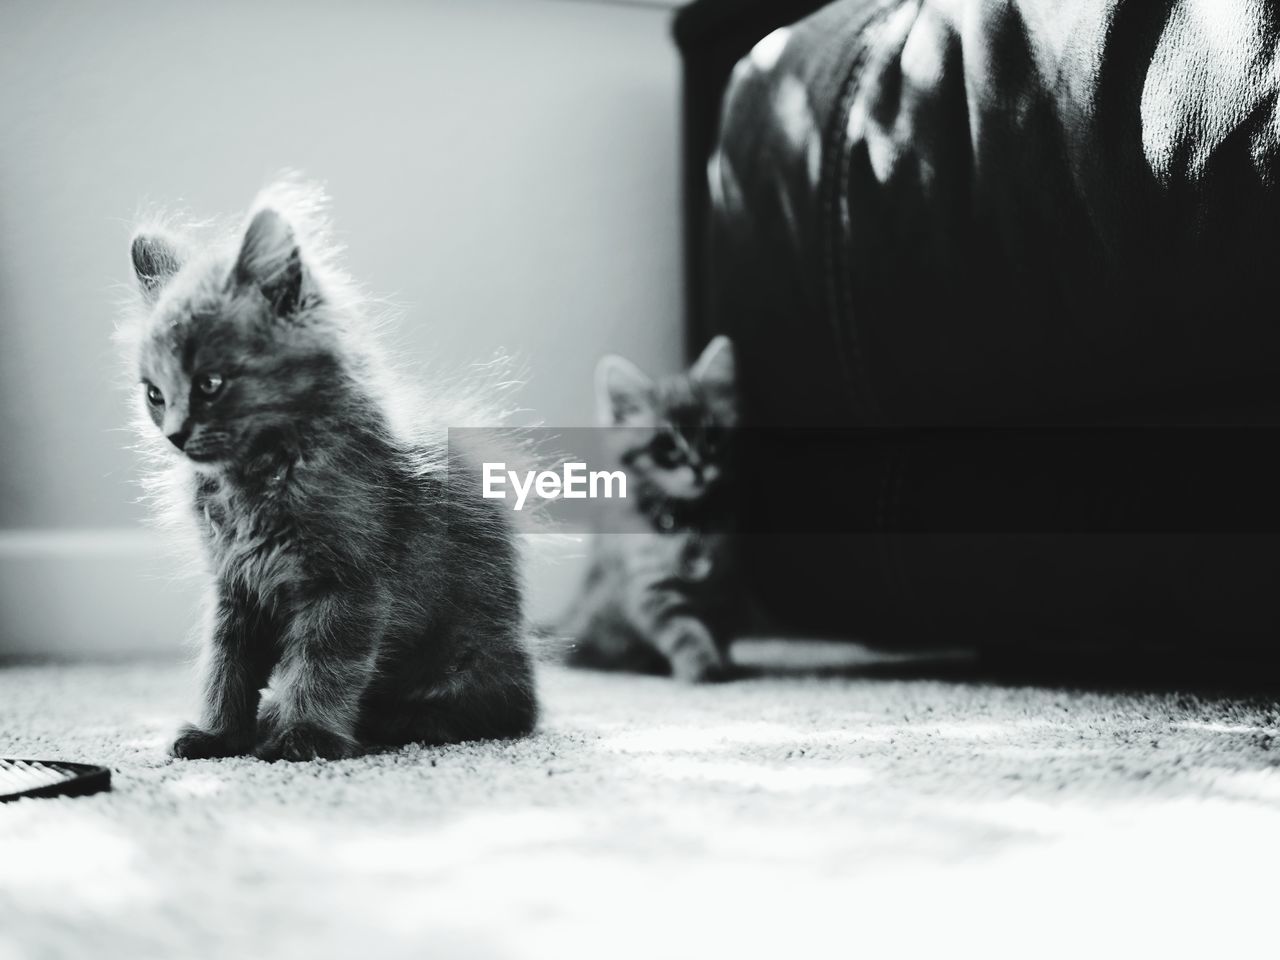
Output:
[
  {"xmin": 559, "ymin": 336, "xmax": 741, "ymax": 682},
  {"xmin": 121, "ymin": 183, "xmax": 536, "ymax": 761}
]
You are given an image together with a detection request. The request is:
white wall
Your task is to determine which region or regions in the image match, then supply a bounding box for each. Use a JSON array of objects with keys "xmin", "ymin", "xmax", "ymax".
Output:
[{"xmin": 0, "ymin": 0, "xmax": 683, "ymax": 656}]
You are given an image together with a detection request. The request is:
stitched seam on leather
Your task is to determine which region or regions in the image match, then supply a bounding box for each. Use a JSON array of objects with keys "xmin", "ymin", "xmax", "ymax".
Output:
[
  {"xmin": 821, "ymin": 0, "xmax": 916, "ymax": 427},
  {"xmin": 817, "ymin": 1, "xmax": 921, "ymax": 639}
]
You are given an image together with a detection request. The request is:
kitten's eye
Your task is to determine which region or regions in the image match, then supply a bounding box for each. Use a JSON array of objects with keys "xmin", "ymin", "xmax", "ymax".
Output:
[
  {"xmin": 650, "ymin": 433, "xmax": 682, "ymax": 469},
  {"xmin": 145, "ymin": 383, "xmax": 165, "ymax": 406},
  {"xmin": 195, "ymin": 373, "xmax": 225, "ymax": 398}
]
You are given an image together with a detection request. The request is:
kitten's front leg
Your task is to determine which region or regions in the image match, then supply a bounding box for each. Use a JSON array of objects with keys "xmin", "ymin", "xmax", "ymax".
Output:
[
  {"xmin": 254, "ymin": 591, "xmax": 384, "ymax": 762},
  {"xmin": 172, "ymin": 591, "xmax": 279, "ymax": 759},
  {"xmin": 654, "ymin": 614, "xmax": 729, "ymax": 682},
  {"xmin": 632, "ymin": 585, "xmax": 728, "ymax": 683}
]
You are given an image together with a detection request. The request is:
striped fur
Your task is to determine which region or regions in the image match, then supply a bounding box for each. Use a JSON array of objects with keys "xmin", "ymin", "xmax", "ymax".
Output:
[{"xmin": 559, "ymin": 337, "xmax": 742, "ymax": 682}]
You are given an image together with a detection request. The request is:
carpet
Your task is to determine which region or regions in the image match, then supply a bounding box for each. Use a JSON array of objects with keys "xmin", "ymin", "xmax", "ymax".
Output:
[{"xmin": 1, "ymin": 647, "xmax": 1278, "ymax": 959}]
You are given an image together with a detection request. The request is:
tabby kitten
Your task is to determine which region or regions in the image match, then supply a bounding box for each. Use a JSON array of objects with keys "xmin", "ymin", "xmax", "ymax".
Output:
[
  {"xmin": 122, "ymin": 184, "xmax": 536, "ymax": 761},
  {"xmin": 559, "ymin": 336, "xmax": 740, "ymax": 682}
]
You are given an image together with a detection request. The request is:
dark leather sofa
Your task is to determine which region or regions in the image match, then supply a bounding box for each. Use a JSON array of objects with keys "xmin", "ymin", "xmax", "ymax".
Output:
[{"xmin": 675, "ymin": 0, "xmax": 1280, "ymax": 660}]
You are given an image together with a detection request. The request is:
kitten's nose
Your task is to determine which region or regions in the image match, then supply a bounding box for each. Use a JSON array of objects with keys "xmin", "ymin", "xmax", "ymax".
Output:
[{"xmin": 167, "ymin": 428, "xmax": 190, "ymax": 451}]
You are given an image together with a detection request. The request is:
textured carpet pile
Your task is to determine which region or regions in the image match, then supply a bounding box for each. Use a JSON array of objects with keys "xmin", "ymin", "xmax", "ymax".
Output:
[{"xmin": 1, "ymin": 649, "xmax": 1278, "ymax": 959}]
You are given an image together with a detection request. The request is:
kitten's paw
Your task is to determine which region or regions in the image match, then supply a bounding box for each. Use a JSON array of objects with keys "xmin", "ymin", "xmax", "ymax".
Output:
[
  {"xmin": 254, "ymin": 723, "xmax": 358, "ymax": 762},
  {"xmin": 255, "ymin": 702, "xmax": 282, "ymax": 742},
  {"xmin": 170, "ymin": 724, "xmax": 247, "ymax": 759},
  {"xmin": 669, "ymin": 645, "xmax": 730, "ymax": 684}
]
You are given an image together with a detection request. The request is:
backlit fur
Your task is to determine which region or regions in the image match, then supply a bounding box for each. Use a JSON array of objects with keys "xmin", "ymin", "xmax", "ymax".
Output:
[{"xmin": 118, "ymin": 180, "xmax": 537, "ymax": 761}]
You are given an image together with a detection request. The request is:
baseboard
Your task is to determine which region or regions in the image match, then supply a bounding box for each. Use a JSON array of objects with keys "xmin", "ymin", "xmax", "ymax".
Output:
[{"xmin": 0, "ymin": 529, "xmax": 588, "ymax": 660}]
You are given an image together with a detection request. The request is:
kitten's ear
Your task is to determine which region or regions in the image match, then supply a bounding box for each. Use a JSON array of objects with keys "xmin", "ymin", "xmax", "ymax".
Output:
[
  {"xmin": 232, "ymin": 208, "xmax": 304, "ymax": 315},
  {"xmin": 596, "ymin": 355, "xmax": 654, "ymax": 425},
  {"xmin": 130, "ymin": 232, "xmax": 183, "ymax": 303},
  {"xmin": 690, "ymin": 335, "xmax": 734, "ymax": 388}
]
